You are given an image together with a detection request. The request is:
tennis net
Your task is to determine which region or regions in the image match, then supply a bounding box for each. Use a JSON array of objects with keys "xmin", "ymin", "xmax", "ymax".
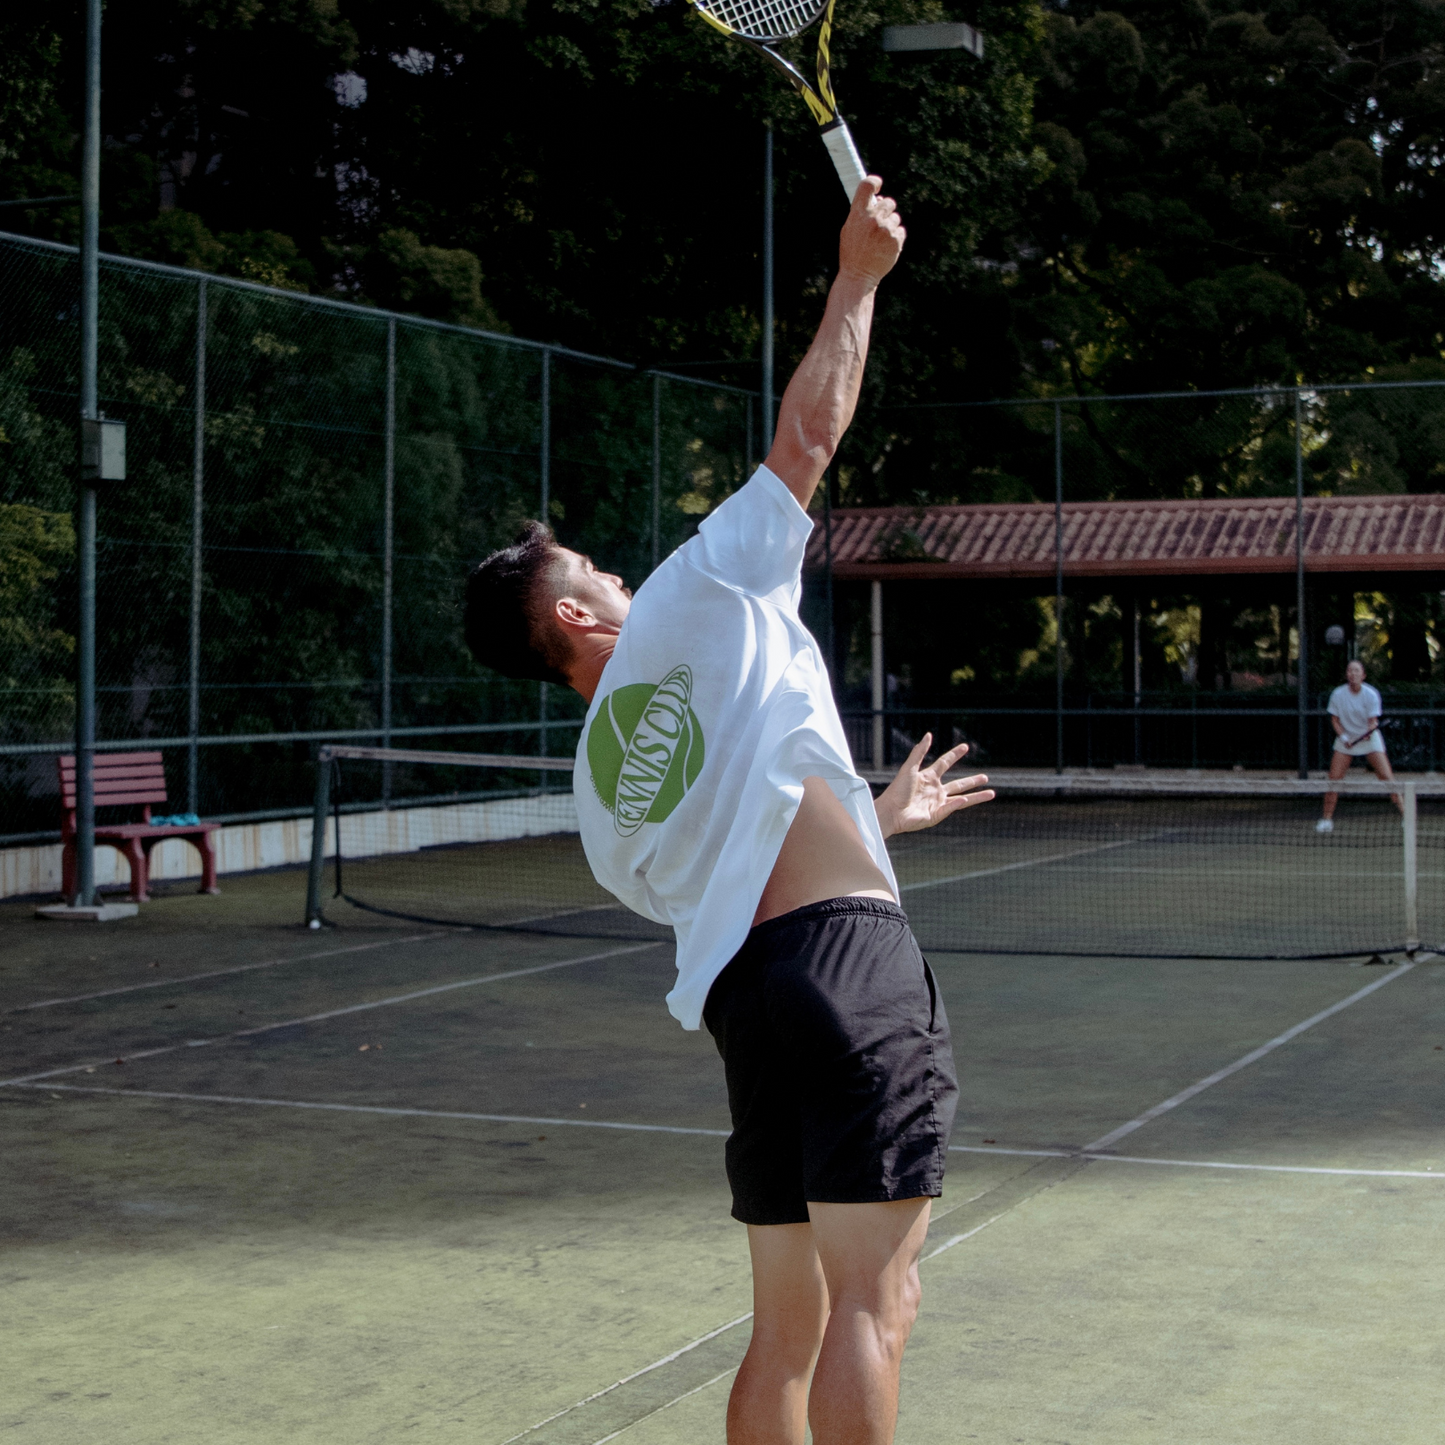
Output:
[{"xmin": 305, "ymin": 746, "xmax": 1445, "ymax": 959}]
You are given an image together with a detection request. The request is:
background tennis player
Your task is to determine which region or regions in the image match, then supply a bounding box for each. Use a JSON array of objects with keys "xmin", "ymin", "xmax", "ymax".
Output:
[
  {"xmin": 464, "ymin": 177, "xmax": 992, "ymax": 1444},
  {"xmin": 1318, "ymin": 659, "xmax": 1401, "ymax": 831}
]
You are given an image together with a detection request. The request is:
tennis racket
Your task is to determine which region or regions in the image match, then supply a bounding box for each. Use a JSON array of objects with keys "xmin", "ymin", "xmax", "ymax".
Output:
[
  {"xmin": 685, "ymin": 0, "xmax": 867, "ymax": 201},
  {"xmin": 1343, "ymin": 717, "xmax": 1400, "ymax": 748}
]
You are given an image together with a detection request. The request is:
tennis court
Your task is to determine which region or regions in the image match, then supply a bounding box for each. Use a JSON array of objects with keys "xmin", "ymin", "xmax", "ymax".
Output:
[{"xmin": 4, "ymin": 778, "xmax": 1445, "ymax": 1443}]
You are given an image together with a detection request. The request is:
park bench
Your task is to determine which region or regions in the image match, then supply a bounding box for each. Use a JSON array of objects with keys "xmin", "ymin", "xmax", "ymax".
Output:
[{"xmin": 58, "ymin": 752, "xmax": 220, "ymax": 903}]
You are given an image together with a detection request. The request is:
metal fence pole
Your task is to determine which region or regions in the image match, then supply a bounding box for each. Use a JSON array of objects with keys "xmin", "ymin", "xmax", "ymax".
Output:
[
  {"xmin": 188, "ymin": 278, "xmax": 206, "ymax": 814},
  {"xmin": 871, "ymin": 580, "xmax": 884, "ymax": 771},
  {"xmin": 1403, "ymin": 781, "xmax": 1418, "ymax": 953},
  {"xmin": 651, "ymin": 372, "xmax": 661, "ymax": 571},
  {"xmin": 72, "ymin": 0, "xmax": 102, "ymax": 907},
  {"xmin": 824, "ymin": 462, "xmax": 835, "ymax": 674},
  {"xmin": 1295, "ymin": 388, "xmax": 1308, "ymax": 779},
  {"xmin": 762, "ymin": 127, "xmax": 775, "ymax": 452},
  {"xmin": 539, "ymin": 350, "xmax": 551, "ymax": 769},
  {"xmin": 381, "ymin": 318, "xmax": 396, "ymax": 807},
  {"xmin": 1133, "ymin": 594, "xmax": 1142, "ymax": 765},
  {"xmin": 1054, "ymin": 400, "xmax": 1064, "ymax": 775}
]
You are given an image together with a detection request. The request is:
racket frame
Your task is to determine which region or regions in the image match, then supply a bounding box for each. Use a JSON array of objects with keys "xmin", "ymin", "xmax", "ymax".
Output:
[{"xmin": 686, "ymin": 0, "xmax": 868, "ymax": 200}]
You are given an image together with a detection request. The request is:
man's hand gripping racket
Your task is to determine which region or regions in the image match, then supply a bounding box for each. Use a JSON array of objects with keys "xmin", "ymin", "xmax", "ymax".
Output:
[{"xmin": 685, "ymin": 0, "xmax": 868, "ymax": 200}]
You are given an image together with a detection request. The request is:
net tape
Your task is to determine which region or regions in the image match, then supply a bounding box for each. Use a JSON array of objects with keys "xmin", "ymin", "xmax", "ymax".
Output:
[{"xmin": 693, "ymin": 0, "xmax": 827, "ymax": 42}]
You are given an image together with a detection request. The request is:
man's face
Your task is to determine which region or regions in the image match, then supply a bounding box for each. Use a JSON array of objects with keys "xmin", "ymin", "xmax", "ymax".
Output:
[
  {"xmin": 554, "ymin": 547, "xmax": 632, "ymax": 631},
  {"xmin": 1346, "ymin": 661, "xmax": 1365, "ymax": 690}
]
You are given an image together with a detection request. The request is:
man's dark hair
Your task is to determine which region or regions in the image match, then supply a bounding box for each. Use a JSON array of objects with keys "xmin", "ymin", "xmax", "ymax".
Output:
[{"xmin": 463, "ymin": 521, "xmax": 571, "ymax": 685}]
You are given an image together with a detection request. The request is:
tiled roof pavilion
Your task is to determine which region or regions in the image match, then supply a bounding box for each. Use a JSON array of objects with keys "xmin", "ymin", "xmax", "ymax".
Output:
[{"xmin": 805, "ymin": 493, "xmax": 1445, "ymax": 580}]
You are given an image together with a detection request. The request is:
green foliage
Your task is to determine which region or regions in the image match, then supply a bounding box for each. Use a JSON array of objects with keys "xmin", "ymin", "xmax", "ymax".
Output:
[
  {"xmin": 0, "ymin": 501, "xmax": 75, "ymax": 739},
  {"xmin": 1006, "ymin": 0, "xmax": 1445, "ymax": 395},
  {"xmin": 365, "ymin": 229, "xmax": 505, "ymax": 328}
]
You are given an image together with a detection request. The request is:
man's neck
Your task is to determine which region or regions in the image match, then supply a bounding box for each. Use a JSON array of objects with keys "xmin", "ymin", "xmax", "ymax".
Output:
[{"xmin": 568, "ymin": 635, "xmax": 618, "ymax": 704}]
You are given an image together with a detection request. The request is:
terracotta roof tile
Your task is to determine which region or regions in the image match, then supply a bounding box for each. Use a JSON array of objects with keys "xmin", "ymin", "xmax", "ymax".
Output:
[{"xmin": 807, "ymin": 494, "xmax": 1445, "ymax": 579}]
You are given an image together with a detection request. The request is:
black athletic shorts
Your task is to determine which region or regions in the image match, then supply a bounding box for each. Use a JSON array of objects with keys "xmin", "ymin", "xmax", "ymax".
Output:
[{"xmin": 701, "ymin": 896, "xmax": 958, "ymax": 1226}]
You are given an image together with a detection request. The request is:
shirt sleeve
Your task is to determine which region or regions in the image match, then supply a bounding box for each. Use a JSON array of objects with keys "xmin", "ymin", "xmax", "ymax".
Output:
[
  {"xmin": 1328, "ymin": 688, "xmax": 1343, "ymax": 717},
  {"xmin": 688, "ymin": 465, "xmax": 814, "ymax": 602}
]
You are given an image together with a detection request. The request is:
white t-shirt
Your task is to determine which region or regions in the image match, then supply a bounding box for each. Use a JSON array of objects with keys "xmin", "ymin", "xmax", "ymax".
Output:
[
  {"xmin": 1328, "ymin": 682, "xmax": 1384, "ymax": 751},
  {"xmin": 574, "ymin": 465, "xmax": 897, "ymax": 1030}
]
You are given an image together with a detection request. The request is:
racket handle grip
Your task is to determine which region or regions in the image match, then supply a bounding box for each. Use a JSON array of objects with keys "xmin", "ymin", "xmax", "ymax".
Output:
[{"xmin": 821, "ymin": 119, "xmax": 867, "ymax": 203}]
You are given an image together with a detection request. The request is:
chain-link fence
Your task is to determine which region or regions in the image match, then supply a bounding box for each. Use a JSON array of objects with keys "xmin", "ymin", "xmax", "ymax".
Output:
[
  {"xmin": 0, "ymin": 231, "xmax": 757, "ymax": 842},
  {"xmin": 6, "ymin": 226, "xmax": 1445, "ymax": 846},
  {"xmin": 827, "ymin": 382, "xmax": 1445, "ymax": 773}
]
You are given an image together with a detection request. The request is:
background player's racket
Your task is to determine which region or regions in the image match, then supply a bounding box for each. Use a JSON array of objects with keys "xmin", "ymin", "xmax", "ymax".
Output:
[
  {"xmin": 686, "ymin": 0, "xmax": 867, "ymax": 201},
  {"xmin": 1343, "ymin": 717, "xmax": 1400, "ymax": 748}
]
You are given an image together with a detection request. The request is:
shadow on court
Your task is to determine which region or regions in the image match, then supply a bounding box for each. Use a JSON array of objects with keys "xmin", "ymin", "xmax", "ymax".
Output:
[{"xmin": 2, "ymin": 869, "xmax": 1443, "ymax": 1443}]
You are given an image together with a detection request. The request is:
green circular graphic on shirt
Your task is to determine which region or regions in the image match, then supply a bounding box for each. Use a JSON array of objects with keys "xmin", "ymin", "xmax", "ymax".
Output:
[{"xmin": 588, "ymin": 665, "xmax": 706, "ymax": 837}]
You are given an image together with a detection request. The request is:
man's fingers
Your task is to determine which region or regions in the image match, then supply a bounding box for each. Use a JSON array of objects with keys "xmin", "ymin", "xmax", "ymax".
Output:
[
  {"xmin": 851, "ymin": 175, "xmax": 883, "ymax": 214},
  {"xmin": 942, "ymin": 788, "xmax": 995, "ymax": 816},
  {"xmin": 945, "ymin": 772, "xmax": 989, "ymax": 794},
  {"xmin": 904, "ymin": 732, "xmax": 933, "ymax": 769},
  {"xmin": 927, "ymin": 742, "xmax": 972, "ymax": 776}
]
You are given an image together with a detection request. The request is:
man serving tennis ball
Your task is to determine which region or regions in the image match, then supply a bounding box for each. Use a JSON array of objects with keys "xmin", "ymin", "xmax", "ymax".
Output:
[{"xmin": 465, "ymin": 177, "xmax": 992, "ymax": 1444}]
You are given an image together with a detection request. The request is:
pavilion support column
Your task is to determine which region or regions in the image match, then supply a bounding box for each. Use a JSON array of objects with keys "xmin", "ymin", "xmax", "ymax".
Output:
[{"xmin": 871, "ymin": 579, "xmax": 884, "ymax": 772}]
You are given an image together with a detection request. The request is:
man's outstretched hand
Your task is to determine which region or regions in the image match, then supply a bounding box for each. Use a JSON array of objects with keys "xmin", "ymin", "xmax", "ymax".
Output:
[
  {"xmin": 839, "ymin": 176, "xmax": 905, "ymax": 290},
  {"xmin": 874, "ymin": 734, "xmax": 994, "ymax": 840}
]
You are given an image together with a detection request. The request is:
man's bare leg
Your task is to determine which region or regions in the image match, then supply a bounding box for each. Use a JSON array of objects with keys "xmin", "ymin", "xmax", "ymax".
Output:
[
  {"xmin": 729, "ymin": 1223, "xmax": 829, "ymax": 1445},
  {"xmin": 806, "ymin": 1198, "xmax": 932, "ymax": 1445},
  {"xmin": 1366, "ymin": 749, "xmax": 1404, "ymax": 814},
  {"xmin": 1322, "ymin": 748, "xmax": 1351, "ymax": 820}
]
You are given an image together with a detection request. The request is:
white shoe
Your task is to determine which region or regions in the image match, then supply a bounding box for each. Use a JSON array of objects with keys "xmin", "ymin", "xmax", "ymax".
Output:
[{"xmin": 1316, "ymin": 818, "xmax": 1334, "ymax": 833}]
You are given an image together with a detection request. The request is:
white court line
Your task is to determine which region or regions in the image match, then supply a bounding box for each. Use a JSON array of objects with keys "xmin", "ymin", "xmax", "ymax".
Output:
[
  {"xmin": 920, "ymin": 1211, "xmax": 1014, "ymax": 1262},
  {"xmin": 949, "ymin": 1144, "xmax": 1445, "ymax": 1179},
  {"xmin": 0, "ymin": 942, "xmax": 662, "ymax": 1088},
  {"xmin": 899, "ymin": 836, "xmax": 1150, "ymax": 893},
  {"xmin": 16, "ymin": 1083, "xmax": 729, "ymax": 1137},
  {"xmin": 8, "ymin": 932, "xmax": 450, "ymax": 1012},
  {"xmin": 1085, "ymin": 959, "xmax": 1419, "ymax": 1152},
  {"xmin": 588, "ymin": 1369, "xmax": 737, "ymax": 1445},
  {"xmin": 496, "ymin": 1313, "xmax": 754, "ymax": 1444}
]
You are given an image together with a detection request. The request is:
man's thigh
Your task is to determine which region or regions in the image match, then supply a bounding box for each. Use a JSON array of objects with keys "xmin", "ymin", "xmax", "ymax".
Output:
[{"xmin": 807, "ymin": 1198, "xmax": 932, "ymax": 1307}]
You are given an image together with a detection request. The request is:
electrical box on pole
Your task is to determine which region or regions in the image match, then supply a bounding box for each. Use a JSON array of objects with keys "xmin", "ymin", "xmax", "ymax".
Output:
[{"xmin": 81, "ymin": 415, "xmax": 126, "ymax": 482}]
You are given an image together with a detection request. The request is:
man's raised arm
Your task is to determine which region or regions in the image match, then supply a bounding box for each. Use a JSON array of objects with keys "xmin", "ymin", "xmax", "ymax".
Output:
[{"xmin": 764, "ymin": 177, "xmax": 906, "ymax": 511}]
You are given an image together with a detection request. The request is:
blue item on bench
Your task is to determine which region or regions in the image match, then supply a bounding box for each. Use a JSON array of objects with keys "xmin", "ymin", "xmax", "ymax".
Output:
[{"xmin": 150, "ymin": 813, "xmax": 201, "ymax": 827}]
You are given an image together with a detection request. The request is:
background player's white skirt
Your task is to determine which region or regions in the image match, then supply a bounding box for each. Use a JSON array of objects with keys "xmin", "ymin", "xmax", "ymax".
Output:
[{"xmin": 1334, "ymin": 731, "xmax": 1386, "ymax": 756}]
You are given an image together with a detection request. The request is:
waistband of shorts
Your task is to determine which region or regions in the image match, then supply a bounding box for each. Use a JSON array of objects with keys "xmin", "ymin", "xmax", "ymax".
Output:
[{"xmin": 748, "ymin": 895, "xmax": 908, "ymax": 940}]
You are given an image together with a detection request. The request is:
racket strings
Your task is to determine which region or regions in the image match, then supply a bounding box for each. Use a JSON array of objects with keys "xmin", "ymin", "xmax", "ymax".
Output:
[{"xmin": 695, "ymin": 0, "xmax": 826, "ymax": 42}]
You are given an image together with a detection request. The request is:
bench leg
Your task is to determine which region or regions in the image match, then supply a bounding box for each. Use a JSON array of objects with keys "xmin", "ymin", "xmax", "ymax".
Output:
[
  {"xmin": 195, "ymin": 833, "xmax": 220, "ymax": 895},
  {"xmin": 123, "ymin": 838, "xmax": 150, "ymax": 903}
]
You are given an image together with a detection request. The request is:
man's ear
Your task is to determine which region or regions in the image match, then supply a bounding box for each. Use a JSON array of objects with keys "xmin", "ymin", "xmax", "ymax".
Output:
[{"xmin": 555, "ymin": 595, "xmax": 597, "ymax": 632}]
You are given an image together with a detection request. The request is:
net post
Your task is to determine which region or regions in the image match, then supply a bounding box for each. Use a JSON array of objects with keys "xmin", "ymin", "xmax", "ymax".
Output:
[
  {"xmin": 871, "ymin": 579, "xmax": 884, "ymax": 771},
  {"xmin": 305, "ymin": 746, "xmax": 333, "ymax": 926},
  {"xmin": 1403, "ymin": 781, "xmax": 1418, "ymax": 954},
  {"xmin": 188, "ymin": 277, "xmax": 206, "ymax": 814}
]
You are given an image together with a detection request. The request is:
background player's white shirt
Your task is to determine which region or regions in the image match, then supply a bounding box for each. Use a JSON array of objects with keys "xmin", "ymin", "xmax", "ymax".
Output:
[
  {"xmin": 1328, "ymin": 682, "xmax": 1384, "ymax": 752},
  {"xmin": 573, "ymin": 465, "xmax": 896, "ymax": 1030}
]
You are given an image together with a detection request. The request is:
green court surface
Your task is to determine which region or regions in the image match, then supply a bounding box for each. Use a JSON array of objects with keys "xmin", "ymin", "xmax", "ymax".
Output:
[{"xmin": 3, "ymin": 867, "xmax": 1444, "ymax": 1443}]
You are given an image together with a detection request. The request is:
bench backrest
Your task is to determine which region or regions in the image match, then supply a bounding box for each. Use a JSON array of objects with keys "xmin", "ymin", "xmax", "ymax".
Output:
[{"xmin": 58, "ymin": 752, "xmax": 168, "ymax": 814}]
